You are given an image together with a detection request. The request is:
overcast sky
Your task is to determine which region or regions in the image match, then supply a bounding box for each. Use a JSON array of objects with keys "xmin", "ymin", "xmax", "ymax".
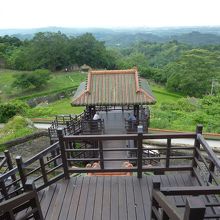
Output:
[{"xmin": 0, "ymin": 0, "xmax": 220, "ymax": 29}]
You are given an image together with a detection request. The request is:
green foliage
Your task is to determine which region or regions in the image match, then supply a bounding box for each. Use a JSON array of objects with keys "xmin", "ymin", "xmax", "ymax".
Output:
[
  {"xmin": 164, "ymin": 49, "xmax": 220, "ymax": 97},
  {"xmin": 0, "ymin": 116, "xmax": 36, "ymax": 148},
  {"xmin": 71, "ymin": 33, "xmax": 115, "ymax": 69},
  {"xmin": 0, "ymin": 100, "xmax": 29, "ymax": 123},
  {"xmin": 12, "ymin": 69, "xmax": 51, "ymax": 90},
  {"xmin": 7, "ymin": 32, "xmax": 115, "ymax": 71},
  {"xmin": 150, "ymin": 95, "xmax": 220, "ymax": 133}
]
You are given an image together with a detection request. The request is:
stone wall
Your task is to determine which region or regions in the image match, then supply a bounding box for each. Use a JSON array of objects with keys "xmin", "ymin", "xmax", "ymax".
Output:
[{"xmin": 0, "ymin": 131, "xmax": 48, "ymax": 148}]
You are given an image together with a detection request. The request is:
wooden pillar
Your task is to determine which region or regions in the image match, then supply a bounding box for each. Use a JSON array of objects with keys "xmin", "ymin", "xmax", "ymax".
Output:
[
  {"xmin": 16, "ymin": 156, "xmax": 26, "ymax": 189},
  {"xmin": 151, "ymin": 178, "xmax": 161, "ymax": 219},
  {"xmin": 208, "ymin": 161, "xmax": 215, "ymax": 184},
  {"xmin": 57, "ymin": 128, "xmax": 70, "ymax": 179},
  {"xmin": 133, "ymin": 105, "xmax": 139, "ymax": 121},
  {"xmin": 192, "ymin": 124, "xmax": 203, "ymax": 176},
  {"xmin": 183, "ymin": 197, "xmax": 205, "ymax": 220},
  {"xmin": 137, "ymin": 126, "xmax": 143, "ymax": 178},
  {"xmin": 99, "ymin": 140, "xmax": 104, "ymax": 170},
  {"xmin": 133, "ymin": 105, "xmax": 136, "ymax": 117},
  {"xmin": 4, "ymin": 150, "xmax": 16, "ymax": 184},
  {"xmin": 0, "ymin": 180, "xmax": 9, "ymax": 200},
  {"xmin": 166, "ymin": 138, "xmax": 171, "ymax": 169},
  {"xmin": 25, "ymin": 180, "xmax": 44, "ymax": 220},
  {"xmin": 39, "ymin": 158, "xmax": 48, "ymax": 185}
]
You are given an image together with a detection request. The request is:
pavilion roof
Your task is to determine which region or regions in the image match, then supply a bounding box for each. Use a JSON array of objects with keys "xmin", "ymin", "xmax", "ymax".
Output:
[{"xmin": 71, "ymin": 69, "xmax": 156, "ymax": 106}]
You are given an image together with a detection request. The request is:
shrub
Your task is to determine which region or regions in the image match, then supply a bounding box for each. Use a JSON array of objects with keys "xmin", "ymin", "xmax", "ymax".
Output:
[
  {"xmin": 0, "ymin": 116, "xmax": 36, "ymax": 148},
  {"xmin": 0, "ymin": 100, "xmax": 29, "ymax": 123}
]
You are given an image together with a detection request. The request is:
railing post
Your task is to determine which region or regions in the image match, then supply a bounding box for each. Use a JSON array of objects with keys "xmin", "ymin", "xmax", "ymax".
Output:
[
  {"xmin": 24, "ymin": 179, "xmax": 36, "ymax": 192},
  {"xmin": 4, "ymin": 150, "xmax": 16, "ymax": 184},
  {"xmin": 39, "ymin": 158, "xmax": 48, "ymax": 184},
  {"xmin": 183, "ymin": 197, "xmax": 205, "ymax": 220},
  {"xmin": 16, "ymin": 156, "xmax": 26, "ymax": 189},
  {"xmin": 166, "ymin": 138, "xmax": 171, "ymax": 168},
  {"xmin": 24, "ymin": 179, "xmax": 44, "ymax": 220},
  {"xmin": 0, "ymin": 180, "xmax": 9, "ymax": 200},
  {"xmin": 137, "ymin": 125, "xmax": 143, "ymax": 178},
  {"xmin": 208, "ymin": 161, "xmax": 215, "ymax": 184},
  {"xmin": 57, "ymin": 128, "xmax": 70, "ymax": 179},
  {"xmin": 192, "ymin": 124, "xmax": 203, "ymax": 176},
  {"xmin": 99, "ymin": 140, "xmax": 104, "ymax": 170},
  {"xmin": 151, "ymin": 178, "xmax": 161, "ymax": 220}
]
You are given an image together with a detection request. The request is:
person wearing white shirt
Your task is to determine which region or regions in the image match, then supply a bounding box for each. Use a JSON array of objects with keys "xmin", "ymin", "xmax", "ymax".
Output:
[{"xmin": 93, "ymin": 112, "xmax": 100, "ymax": 120}]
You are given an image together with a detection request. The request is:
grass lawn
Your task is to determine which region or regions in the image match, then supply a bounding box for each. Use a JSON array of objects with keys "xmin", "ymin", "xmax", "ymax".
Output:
[
  {"xmin": 28, "ymin": 98, "xmax": 85, "ymax": 118},
  {"xmin": 150, "ymin": 83, "xmax": 183, "ymax": 103},
  {"xmin": 47, "ymin": 98, "xmax": 84, "ymax": 115},
  {"xmin": 0, "ymin": 69, "xmax": 87, "ymax": 101}
]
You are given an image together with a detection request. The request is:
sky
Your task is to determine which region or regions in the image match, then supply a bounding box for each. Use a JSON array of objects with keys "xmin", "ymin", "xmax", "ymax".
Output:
[{"xmin": 0, "ymin": 0, "xmax": 220, "ymax": 29}]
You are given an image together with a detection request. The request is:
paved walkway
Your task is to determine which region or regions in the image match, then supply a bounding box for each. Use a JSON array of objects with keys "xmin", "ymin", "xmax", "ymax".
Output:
[{"xmin": 100, "ymin": 111, "xmax": 130, "ymax": 168}]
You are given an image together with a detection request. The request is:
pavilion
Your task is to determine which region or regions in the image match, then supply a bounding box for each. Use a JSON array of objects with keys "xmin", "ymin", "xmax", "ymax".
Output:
[{"xmin": 71, "ymin": 68, "xmax": 156, "ymax": 133}]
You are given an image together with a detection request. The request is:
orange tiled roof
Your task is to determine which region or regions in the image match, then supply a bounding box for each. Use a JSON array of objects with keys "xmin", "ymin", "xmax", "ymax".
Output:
[{"xmin": 72, "ymin": 69, "xmax": 156, "ymax": 106}]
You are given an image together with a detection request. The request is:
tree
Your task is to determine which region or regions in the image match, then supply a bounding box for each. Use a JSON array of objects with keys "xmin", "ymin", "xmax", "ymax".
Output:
[
  {"xmin": 164, "ymin": 49, "xmax": 220, "ymax": 97},
  {"xmin": 12, "ymin": 69, "xmax": 51, "ymax": 90},
  {"xmin": 70, "ymin": 33, "xmax": 112, "ymax": 68}
]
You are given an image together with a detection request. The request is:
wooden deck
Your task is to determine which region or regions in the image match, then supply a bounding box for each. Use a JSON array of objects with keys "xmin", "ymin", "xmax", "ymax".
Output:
[{"xmin": 37, "ymin": 173, "xmax": 200, "ymax": 220}]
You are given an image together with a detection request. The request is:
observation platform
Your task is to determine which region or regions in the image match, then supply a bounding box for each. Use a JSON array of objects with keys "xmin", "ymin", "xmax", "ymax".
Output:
[{"xmin": 38, "ymin": 173, "xmax": 200, "ymax": 220}]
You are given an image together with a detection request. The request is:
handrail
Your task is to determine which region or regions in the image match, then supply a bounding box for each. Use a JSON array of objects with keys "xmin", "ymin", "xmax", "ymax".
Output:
[
  {"xmin": 197, "ymin": 134, "xmax": 220, "ymax": 169},
  {"xmin": 63, "ymin": 133, "xmax": 138, "ymax": 140},
  {"xmin": 0, "ymin": 167, "xmax": 18, "ymax": 182},
  {"xmin": 161, "ymin": 185, "xmax": 220, "ymax": 195},
  {"xmin": 0, "ymin": 158, "xmax": 7, "ymax": 170},
  {"xmin": 24, "ymin": 141, "xmax": 59, "ymax": 167},
  {"xmin": 143, "ymin": 133, "xmax": 196, "ymax": 139},
  {"xmin": 152, "ymin": 189, "xmax": 182, "ymax": 220},
  {"xmin": 63, "ymin": 132, "xmax": 196, "ymax": 140},
  {"xmin": 151, "ymin": 180, "xmax": 207, "ymax": 220}
]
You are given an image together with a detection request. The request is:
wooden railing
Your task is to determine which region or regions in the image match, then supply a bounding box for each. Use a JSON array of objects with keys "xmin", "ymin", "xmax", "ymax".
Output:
[
  {"xmin": 125, "ymin": 107, "xmax": 150, "ymax": 133},
  {"xmin": 190, "ymin": 125, "xmax": 220, "ymax": 186},
  {"xmin": 81, "ymin": 119, "xmax": 105, "ymax": 134},
  {"xmin": 0, "ymin": 151, "xmax": 14, "ymax": 175},
  {"xmin": 0, "ymin": 141, "xmax": 64, "ymax": 202},
  {"xmin": 56, "ymin": 127, "xmax": 197, "ymax": 178},
  {"xmin": 151, "ymin": 179, "xmax": 220, "ymax": 220},
  {"xmin": 0, "ymin": 180, "xmax": 43, "ymax": 220},
  {"xmin": 125, "ymin": 119, "xmax": 148, "ymax": 133},
  {"xmin": 1, "ymin": 124, "xmax": 220, "ymax": 206},
  {"xmin": 48, "ymin": 111, "xmax": 86, "ymax": 141}
]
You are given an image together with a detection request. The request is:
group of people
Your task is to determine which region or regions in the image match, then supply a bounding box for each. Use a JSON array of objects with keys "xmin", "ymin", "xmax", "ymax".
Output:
[{"xmin": 93, "ymin": 112, "xmax": 136, "ymax": 121}]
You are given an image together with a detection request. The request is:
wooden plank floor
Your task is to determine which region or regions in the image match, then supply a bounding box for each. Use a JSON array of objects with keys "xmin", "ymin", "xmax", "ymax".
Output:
[{"xmin": 38, "ymin": 173, "xmax": 200, "ymax": 220}]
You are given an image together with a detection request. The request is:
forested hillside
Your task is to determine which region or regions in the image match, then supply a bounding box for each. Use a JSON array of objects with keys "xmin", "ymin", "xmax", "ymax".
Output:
[
  {"xmin": 1, "ymin": 31, "xmax": 220, "ymax": 97},
  {"xmin": 0, "ymin": 30, "xmax": 220, "ymax": 133},
  {"xmin": 0, "ymin": 32, "xmax": 116, "ymax": 71}
]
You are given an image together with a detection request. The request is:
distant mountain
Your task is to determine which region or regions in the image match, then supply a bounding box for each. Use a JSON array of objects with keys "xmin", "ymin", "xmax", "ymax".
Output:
[
  {"xmin": 1, "ymin": 26, "xmax": 220, "ymax": 47},
  {"xmin": 170, "ymin": 31, "xmax": 220, "ymax": 45}
]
